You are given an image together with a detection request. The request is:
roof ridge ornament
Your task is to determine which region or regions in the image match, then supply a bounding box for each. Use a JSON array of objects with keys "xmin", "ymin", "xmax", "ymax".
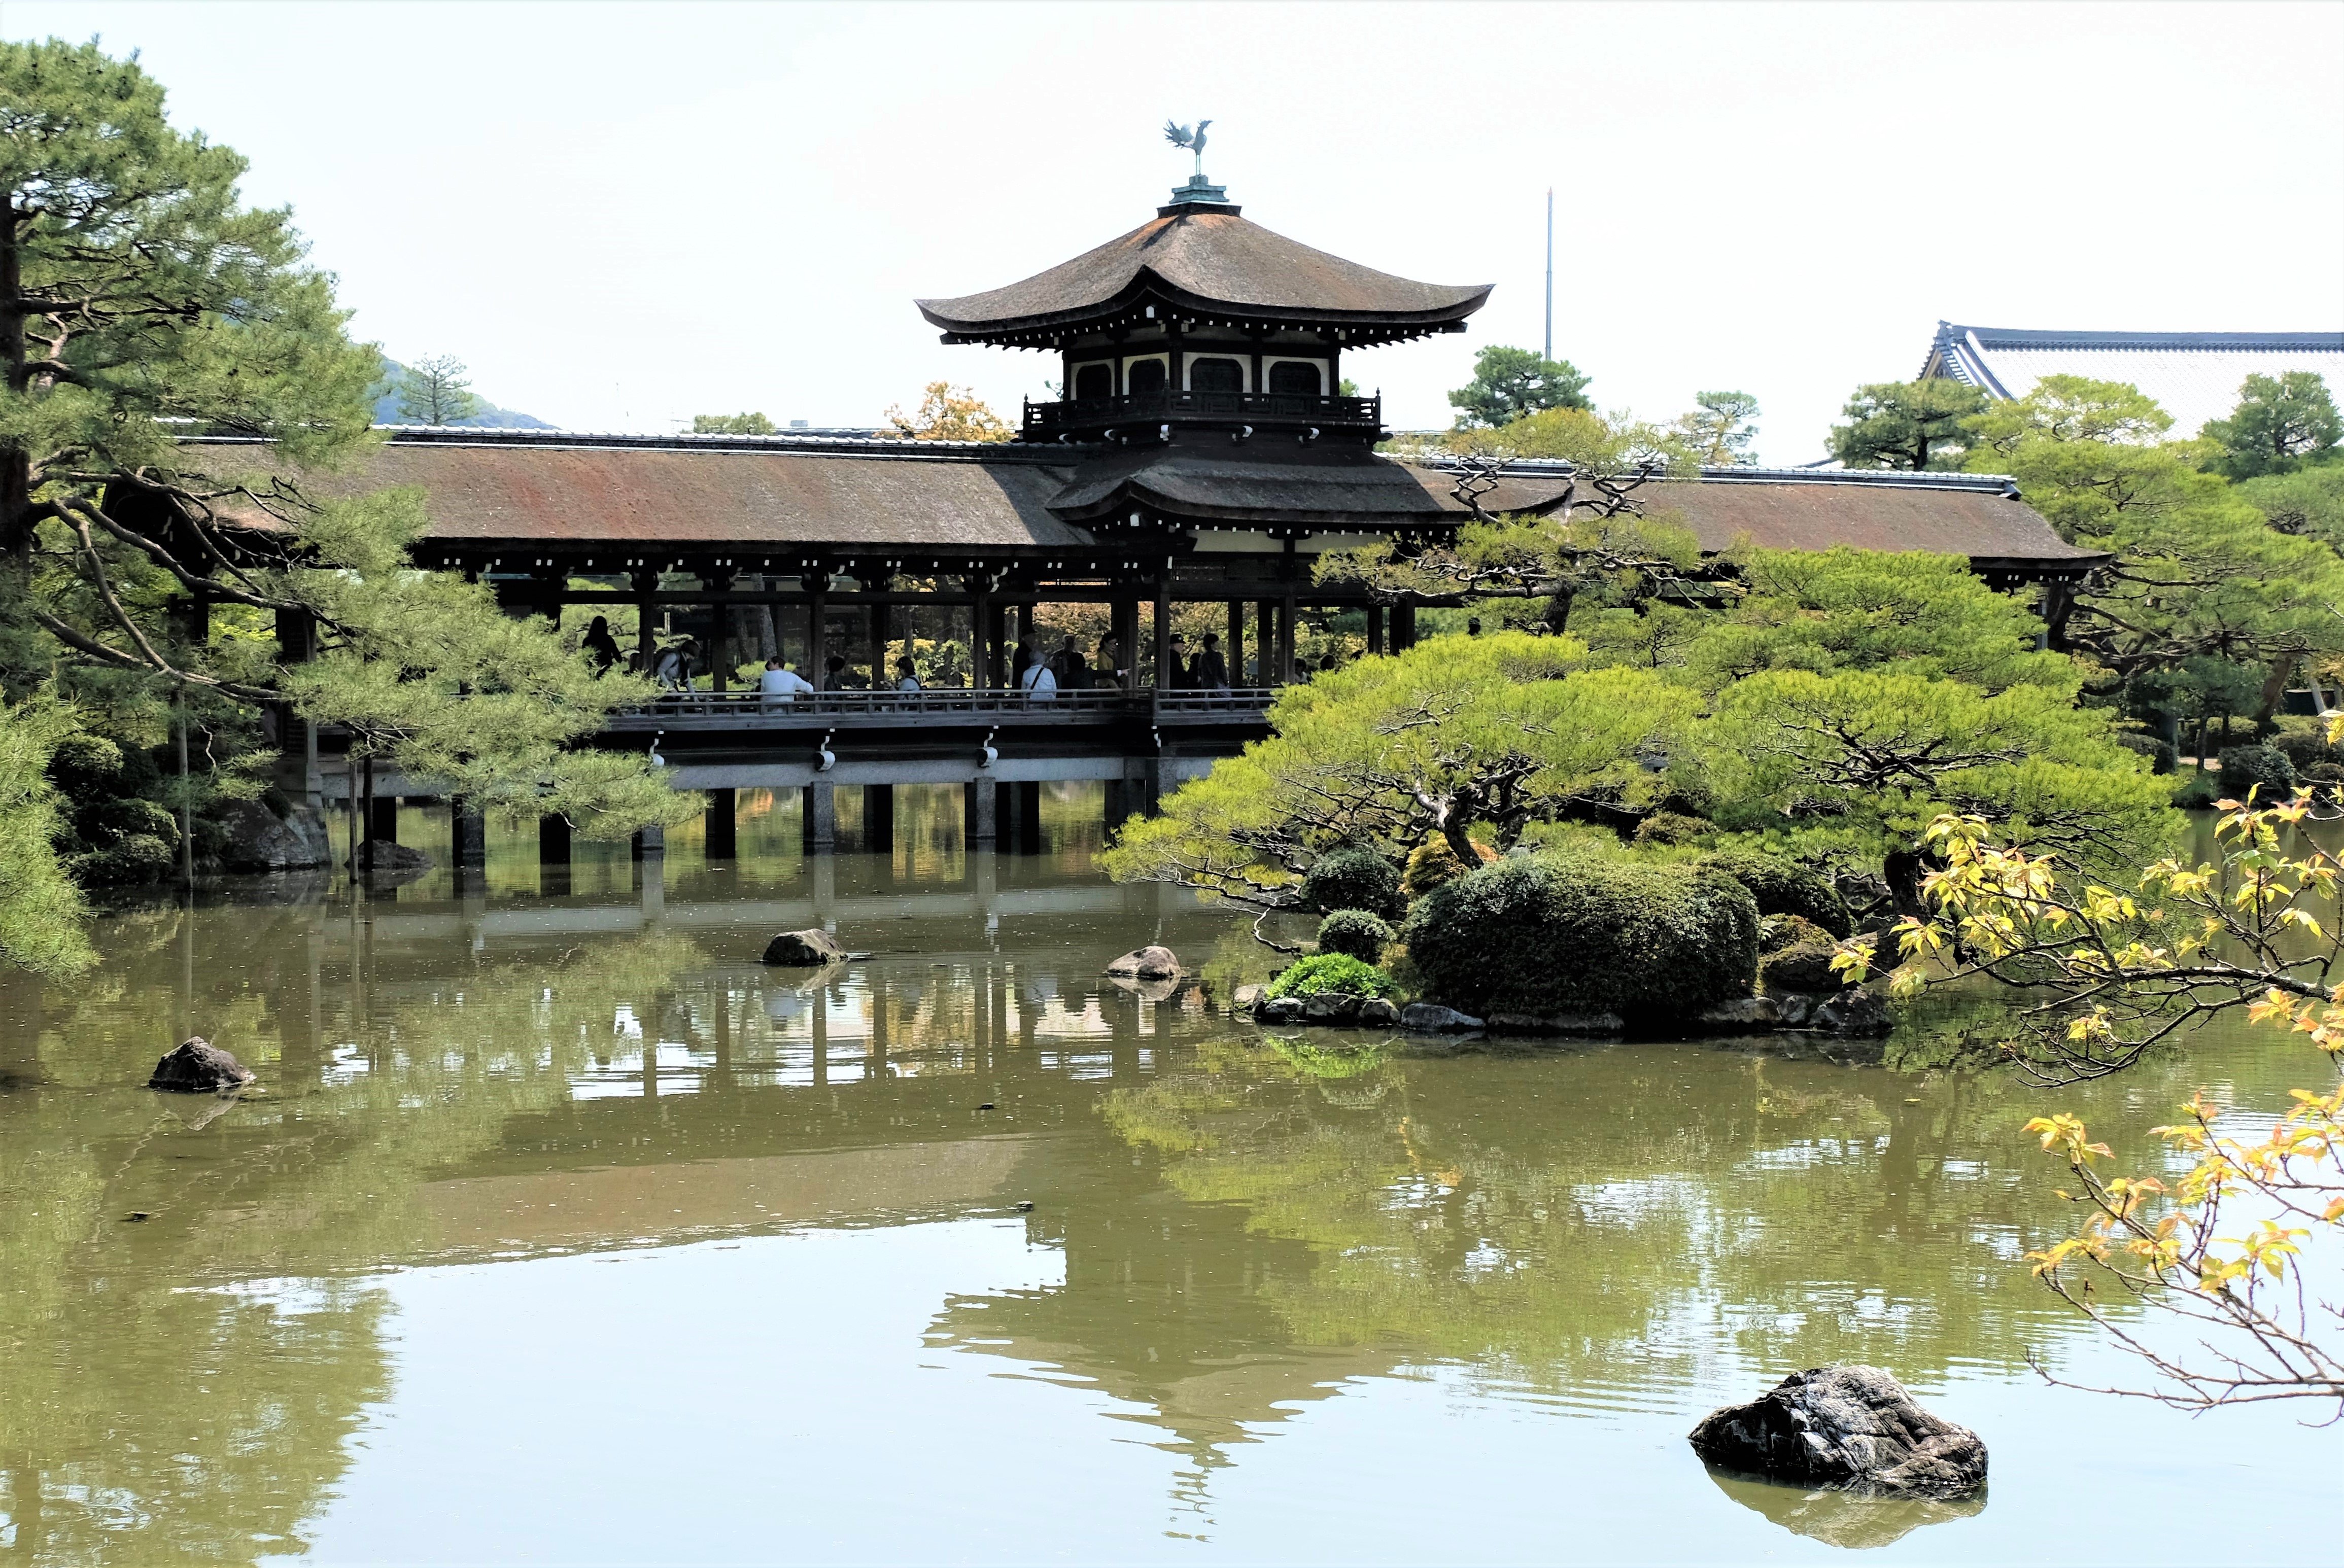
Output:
[{"xmin": 1161, "ymin": 118, "xmax": 1231, "ymax": 212}]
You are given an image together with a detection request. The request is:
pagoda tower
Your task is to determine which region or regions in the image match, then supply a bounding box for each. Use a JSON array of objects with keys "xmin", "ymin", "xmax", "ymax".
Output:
[{"xmin": 916, "ymin": 173, "xmax": 1490, "ymax": 536}]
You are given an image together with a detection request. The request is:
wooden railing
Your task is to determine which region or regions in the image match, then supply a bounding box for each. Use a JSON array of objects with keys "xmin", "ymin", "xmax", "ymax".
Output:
[
  {"xmin": 1022, "ymin": 390, "xmax": 1381, "ymax": 439},
  {"xmin": 606, "ymin": 687, "xmax": 1280, "ymax": 727}
]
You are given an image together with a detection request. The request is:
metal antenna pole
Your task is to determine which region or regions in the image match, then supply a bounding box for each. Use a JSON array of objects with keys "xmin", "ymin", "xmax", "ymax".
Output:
[{"xmin": 1543, "ymin": 187, "xmax": 1554, "ymax": 362}]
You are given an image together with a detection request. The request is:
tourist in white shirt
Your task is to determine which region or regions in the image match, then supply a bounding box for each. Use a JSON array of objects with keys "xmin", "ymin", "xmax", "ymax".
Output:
[
  {"xmin": 1017, "ymin": 643, "xmax": 1057, "ymax": 702},
  {"xmin": 759, "ymin": 658, "xmax": 815, "ymax": 710}
]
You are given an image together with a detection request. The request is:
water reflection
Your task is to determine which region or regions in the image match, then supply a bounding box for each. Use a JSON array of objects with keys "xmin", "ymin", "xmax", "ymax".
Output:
[
  {"xmin": 1705, "ymin": 1470, "xmax": 1987, "ymax": 1550},
  {"xmin": 0, "ymin": 784, "xmax": 2321, "ymax": 1563}
]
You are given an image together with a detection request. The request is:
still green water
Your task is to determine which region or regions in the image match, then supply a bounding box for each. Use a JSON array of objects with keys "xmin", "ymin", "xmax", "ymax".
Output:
[{"xmin": 0, "ymin": 786, "xmax": 2330, "ymax": 1564}]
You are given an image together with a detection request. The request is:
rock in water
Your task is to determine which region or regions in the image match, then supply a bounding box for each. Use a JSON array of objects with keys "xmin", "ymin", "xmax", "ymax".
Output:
[
  {"xmin": 763, "ymin": 928, "xmax": 846, "ymax": 966},
  {"xmin": 1688, "ymin": 1365, "xmax": 1986, "ymax": 1497},
  {"xmin": 216, "ymin": 797, "xmax": 333, "ymax": 873},
  {"xmin": 148, "ymin": 1037, "xmax": 255, "ymax": 1093},
  {"xmin": 1231, "ymin": 984, "xmax": 1266, "ymax": 1017},
  {"xmin": 1103, "ymin": 946, "xmax": 1181, "ymax": 980},
  {"xmin": 1399, "ymin": 1002, "xmax": 1484, "ymax": 1033},
  {"xmin": 1355, "ymin": 997, "xmax": 1400, "ymax": 1027},
  {"xmin": 350, "ymin": 840, "xmax": 432, "ymax": 874},
  {"xmin": 1258, "ymin": 996, "xmax": 1306, "ymax": 1025}
]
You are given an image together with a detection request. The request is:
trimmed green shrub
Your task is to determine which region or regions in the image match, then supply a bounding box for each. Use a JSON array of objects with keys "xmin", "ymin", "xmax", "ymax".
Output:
[
  {"xmin": 1402, "ymin": 857, "xmax": 1759, "ymax": 1021},
  {"xmin": 1705, "ymin": 853, "xmax": 1852, "ymax": 938},
  {"xmin": 1632, "ymin": 811, "xmax": 1715, "ymax": 847},
  {"xmin": 1300, "ymin": 848, "xmax": 1404, "ymax": 920},
  {"xmin": 2267, "ymin": 730, "xmax": 2337, "ymax": 770},
  {"xmin": 2174, "ymin": 769, "xmax": 2221, "ymax": 809},
  {"xmin": 1316, "ymin": 908, "xmax": 1395, "ymax": 963},
  {"xmin": 1761, "ymin": 939, "xmax": 1850, "ymax": 993},
  {"xmin": 1266, "ymin": 954, "xmax": 1398, "ymax": 1001},
  {"xmin": 2218, "ymin": 744, "xmax": 2296, "ymax": 802}
]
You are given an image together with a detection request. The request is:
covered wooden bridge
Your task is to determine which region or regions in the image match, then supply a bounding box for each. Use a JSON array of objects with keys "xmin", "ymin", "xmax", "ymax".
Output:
[{"xmin": 238, "ymin": 175, "xmax": 2100, "ymax": 860}]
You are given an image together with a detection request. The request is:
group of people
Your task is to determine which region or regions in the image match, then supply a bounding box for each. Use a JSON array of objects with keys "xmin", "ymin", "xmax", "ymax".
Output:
[{"xmin": 579, "ymin": 612, "xmax": 1273, "ymax": 705}]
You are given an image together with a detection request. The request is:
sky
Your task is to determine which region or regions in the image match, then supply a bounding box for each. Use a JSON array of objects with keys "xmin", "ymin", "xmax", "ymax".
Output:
[{"xmin": 9, "ymin": 1, "xmax": 2342, "ymax": 464}]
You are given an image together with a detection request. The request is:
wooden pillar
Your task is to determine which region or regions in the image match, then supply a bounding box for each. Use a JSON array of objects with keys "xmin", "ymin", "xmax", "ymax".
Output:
[
  {"xmin": 1256, "ymin": 599, "xmax": 1276, "ymax": 685},
  {"xmin": 1227, "ymin": 600, "xmax": 1245, "ymax": 686},
  {"xmin": 864, "ymin": 784, "xmax": 894, "ymax": 852},
  {"xmin": 964, "ymin": 777, "xmax": 997, "ymax": 845},
  {"xmin": 872, "ymin": 601, "xmax": 889, "ymax": 691},
  {"xmin": 1153, "ymin": 566, "xmax": 1173, "ymax": 689},
  {"xmin": 971, "ymin": 576, "xmax": 992, "ymax": 690},
  {"xmin": 1279, "ymin": 592, "xmax": 1297, "ymax": 683},
  {"xmin": 1017, "ymin": 780, "xmax": 1041, "ymax": 852},
  {"xmin": 808, "ymin": 570, "xmax": 829, "ymax": 687},
  {"xmin": 632, "ymin": 571, "xmax": 659, "ymax": 673},
  {"xmin": 539, "ymin": 813, "xmax": 571, "ymax": 865},
  {"xmin": 1113, "ymin": 597, "xmax": 1139, "ymax": 688},
  {"xmin": 1017, "ymin": 602, "xmax": 1035, "ymax": 663},
  {"xmin": 706, "ymin": 787, "xmax": 737, "ymax": 859},
  {"xmin": 1367, "ymin": 602, "xmax": 1386, "ymax": 655},
  {"xmin": 452, "ymin": 800, "xmax": 487, "ymax": 866},
  {"xmin": 1392, "ymin": 603, "xmax": 1417, "ymax": 651}
]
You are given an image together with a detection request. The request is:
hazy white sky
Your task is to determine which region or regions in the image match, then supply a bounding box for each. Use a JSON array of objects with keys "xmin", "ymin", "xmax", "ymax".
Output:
[{"xmin": 10, "ymin": 1, "xmax": 2342, "ymax": 462}]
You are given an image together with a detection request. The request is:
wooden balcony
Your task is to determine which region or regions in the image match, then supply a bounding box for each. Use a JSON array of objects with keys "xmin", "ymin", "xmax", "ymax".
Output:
[{"xmin": 1021, "ymin": 391, "xmax": 1382, "ymax": 443}]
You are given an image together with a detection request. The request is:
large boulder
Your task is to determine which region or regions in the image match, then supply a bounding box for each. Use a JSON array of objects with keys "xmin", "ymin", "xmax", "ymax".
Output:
[
  {"xmin": 1400, "ymin": 1001, "xmax": 1484, "ymax": 1034},
  {"xmin": 1103, "ymin": 945, "xmax": 1181, "ymax": 980},
  {"xmin": 1354, "ymin": 997, "xmax": 1400, "ymax": 1028},
  {"xmin": 215, "ymin": 797, "xmax": 333, "ymax": 873},
  {"xmin": 1688, "ymin": 1365, "xmax": 1986, "ymax": 1498},
  {"xmin": 1258, "ymin": 996, "xmax": 1306, "ymax": 1026},
  {"xmin": 763, "ymin": 928, "xmax": 846, "ymax": 966},
  {"xmin": 1403, "ymin": 857, "xmax": 1759, "ymax": 1024},
  {"xmin": 148, "ymin": 1037, "xmax": 255, "ymax": 1093}
]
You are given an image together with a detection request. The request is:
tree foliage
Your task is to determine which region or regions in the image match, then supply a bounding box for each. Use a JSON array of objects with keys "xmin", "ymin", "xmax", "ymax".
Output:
[
  {"xmin": 392, "ymin": 354, "xmax": 478, "ymax": 426},
  {"xmin": 0, "ymin": 695, "xmax": 94, "ymax": 977},
  {"xmin": 1446, "ymin": 344, "xmax": 1592, "ymax": 429},
  {"xmin": 692, "ymin": 411, "xmax": 776, "ymax": 435},
  {"xmin": 0, "ymin": 39, "xmax": 691, "ymax": 965},
  {"xmin": 1829, "ymin": 380, "xmax": 1987, "ymax": 471},
  {"xmin": 2200, "ymin": 371, "xmax": 2341, "ymax": 480},
  {"xmin": 884, "ymin": 381, "xmax": 1011, "ymax": 442},
  {"xmin": 1964, "ymin": 375, "xmax": 2344, "ymax": 687},
  {"xmin": 1673, "ymin": 389, "xmax": 1761, "ymax": 466}
]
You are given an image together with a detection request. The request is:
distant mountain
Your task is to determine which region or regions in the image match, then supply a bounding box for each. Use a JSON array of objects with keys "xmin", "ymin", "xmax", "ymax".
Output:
[{"xmin": 371, "ymin": 356, "xmax": 556, "ymax": 429}]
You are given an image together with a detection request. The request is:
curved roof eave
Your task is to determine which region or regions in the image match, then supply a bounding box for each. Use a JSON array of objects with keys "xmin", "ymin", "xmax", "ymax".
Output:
[{"xmin": 919, "ymin": 268, "xmax": 1492, "ymax": 338}]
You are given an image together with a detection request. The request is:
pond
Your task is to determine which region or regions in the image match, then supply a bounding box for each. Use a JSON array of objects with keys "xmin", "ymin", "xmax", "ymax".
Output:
[{"xmin": 0, "ymin": 785, "xmax": 2330, "ymax": 1563}]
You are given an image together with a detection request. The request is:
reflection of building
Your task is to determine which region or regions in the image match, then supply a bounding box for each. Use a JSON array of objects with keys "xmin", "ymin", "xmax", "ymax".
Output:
[{"xmin": 1920, "ymin": 323, "xmax": 2342, "ymax": 435}]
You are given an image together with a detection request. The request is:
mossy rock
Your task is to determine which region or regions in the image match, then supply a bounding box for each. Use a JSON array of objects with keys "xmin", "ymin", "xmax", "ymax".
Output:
[
  {"xmin": 1761, "ymin": 939, "xmax": 1851, "ymax": 994},
  {"xmin": 1758, "ymin": 913, "xmax": 1830, "ymax": 955}
]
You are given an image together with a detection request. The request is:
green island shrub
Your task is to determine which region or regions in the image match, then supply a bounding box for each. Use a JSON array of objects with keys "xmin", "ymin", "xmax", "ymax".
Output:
[
  {"xmin": 2218, "ymin": 744, "xmax": 2296, "ymax": 802},
  {"xmin": 1632, "ymin": 811, "xmax": 1716, "ymax": 847},
  {"xmin": 1704, "ymin": 852, "xmax": 1852, "ymax": 938},
  {"xmin": 1402, "ymin": 856, "xmax": 1759, "ymax": 1021},
  {"xmin": 1316, "ymin": 908, "xmax": 1396, "ymax": 962},
  {"xmin": 1760, "ymin": 939, "xmax": 1851, "ymax": 994},
  {"xmin": 1300, "ymin": 848, "xmax": 1404, "ymax": 920},
  {"xmin": 1265, "ymin": 953, "xmax": 1398, "ymax": 1001},
  {"xmin": 2267, "ymin": 729, "xmax": 2337, "ymax": 771},
  {"xmin": 2174, "ymin": 769, "xmax": 2222, "ymax": 809},
  {"xmin": 1400, "ymin": 834, "xmax": 1499, "ymax": 898}
]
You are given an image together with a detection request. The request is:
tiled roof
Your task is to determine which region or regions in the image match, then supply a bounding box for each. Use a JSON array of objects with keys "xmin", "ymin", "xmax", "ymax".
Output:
[
  {"xmin": 1406, "ymin": 461, "xmax": 2104, "ymax": 568},
  {"xmin": 1922, "ymin": 323, "xmax": 2344, "ymax": 436},
  {"xmin": 918, "ymin": 210, "xmax": 1489, "ymax": 335}
]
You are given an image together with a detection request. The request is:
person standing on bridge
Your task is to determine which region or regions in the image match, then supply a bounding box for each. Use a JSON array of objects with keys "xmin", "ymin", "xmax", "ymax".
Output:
[
  {"xmin": 1051, "ymin": 637, "xmax": 1087, "ymax": 689},
  {"xmin": 823, "ymin": 654, "xmax": 850, "ymax": 691},
  {"xmin": 1195, "ymin": 632, "xmax": 1229, "ymax": 692},
  {"xmin": 894, "ymin": 656, "xmax": 922, "ymax": 692},
  {"xmin": 1166, "ymin": 633, "xmax": 1191, "ymax": 689},
  {"xmin": 1096, "ymin": 633, "xmax": 1124, "ymax": 689},
  {"xmin": 760, "ymin": 657, "xmax": 813, "ymax": 710},
  {"xmin": 1017, "ymin": 643, "xmax": 1057, "ymax": 702},
  {"xmin": 580, "ymin": 615, "xmax": 623, "ymax": 675}
]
